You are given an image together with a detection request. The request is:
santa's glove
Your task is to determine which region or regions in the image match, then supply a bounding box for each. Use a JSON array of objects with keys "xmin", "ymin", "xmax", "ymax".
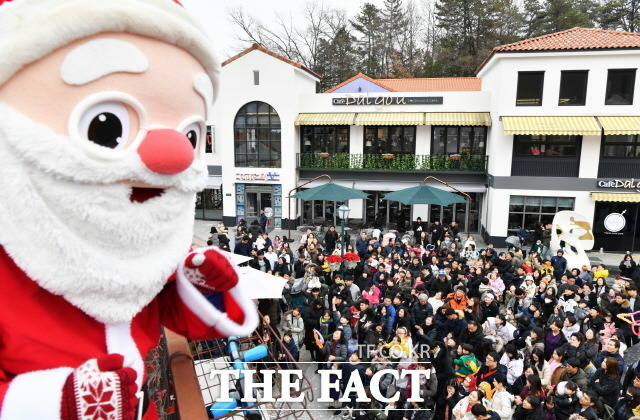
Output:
[
  {"xmin": 184, "ymin": 248, "xmax": 239, "ymax": 293},
  {"xmin": 60, "ymin": 354, "xmax": 138, "ymax": 420}
]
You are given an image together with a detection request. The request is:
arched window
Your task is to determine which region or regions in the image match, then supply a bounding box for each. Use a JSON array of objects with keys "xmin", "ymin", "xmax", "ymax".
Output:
[{"xmin": 234, "ymin": 101, "xmax": 281, "ymax": 167}]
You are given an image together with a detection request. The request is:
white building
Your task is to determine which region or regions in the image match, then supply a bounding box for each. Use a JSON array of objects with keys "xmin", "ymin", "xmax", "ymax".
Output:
[{"xmin": 204, "ymin": 28, "xmax": 640, "ymax": 252}]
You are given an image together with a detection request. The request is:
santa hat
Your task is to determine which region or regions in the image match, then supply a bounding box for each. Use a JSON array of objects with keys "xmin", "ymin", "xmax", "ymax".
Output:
[{"xmin": 0, "ymin": 0, "xmax": 219, "ymax": 97}]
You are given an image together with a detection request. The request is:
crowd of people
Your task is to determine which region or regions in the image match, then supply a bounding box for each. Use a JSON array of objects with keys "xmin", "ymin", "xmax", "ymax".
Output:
[{"xmin": 221, "ymin": 217, "xmax": 640, "ymax": 420}]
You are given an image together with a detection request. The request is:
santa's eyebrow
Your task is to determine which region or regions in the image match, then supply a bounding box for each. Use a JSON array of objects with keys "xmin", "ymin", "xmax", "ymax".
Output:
[{"xmin": 60, "ymin": 38, "xmax": 148, "ymax": 86}]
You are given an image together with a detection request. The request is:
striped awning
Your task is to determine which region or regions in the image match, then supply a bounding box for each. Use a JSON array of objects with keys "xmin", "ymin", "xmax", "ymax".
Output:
[
  {"xmin": 295, "ymin": 113, "xmax": 356, "ymax": 125},
  {"xmin": 424, "ymin": 112, "xmax": 491, "ymax": 126},
  {"xmin": 354, "ymin": 112, "xmax": 425, "ymax": 125},
  {"xmin": 591, "ymin": 192, "xmax": 640, "ymax": 202},
  {"xmin": 597, "ymin": 116, "xmax": 640, "ymax": 135},
  {"xmin": 502, "ymin": 116, "xmax": 601, "ymax": 135}
]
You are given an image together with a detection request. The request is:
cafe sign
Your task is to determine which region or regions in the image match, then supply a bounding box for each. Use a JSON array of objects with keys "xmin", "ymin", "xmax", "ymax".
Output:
[
  {"xmin": 597, "ymin": 178, "xmax": 640, "ymax": 189},
  {"xmin": 236, "ymin": 171, "xmax": 280, "ymax": 182},
  {"xmin": 332, "ymin": 96, "xmax": 443, "ymax": 106}
]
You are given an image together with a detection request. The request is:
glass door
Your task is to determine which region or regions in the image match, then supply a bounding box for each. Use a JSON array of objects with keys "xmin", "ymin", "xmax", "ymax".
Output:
[{"xmin": 246, "ymin": 192, "xmax": 258, "ymax": 221}]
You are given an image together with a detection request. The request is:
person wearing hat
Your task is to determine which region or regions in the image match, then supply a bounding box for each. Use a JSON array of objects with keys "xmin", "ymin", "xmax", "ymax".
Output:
[{"xmin": 430, "ymin": 269, "xmax": 454, "ymax": 297}]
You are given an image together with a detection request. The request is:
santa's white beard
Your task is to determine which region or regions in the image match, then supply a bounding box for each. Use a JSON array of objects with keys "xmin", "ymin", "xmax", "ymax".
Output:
[{"xmin": 0, "ymin": 104, "xmax": 205, "ymax": 324}]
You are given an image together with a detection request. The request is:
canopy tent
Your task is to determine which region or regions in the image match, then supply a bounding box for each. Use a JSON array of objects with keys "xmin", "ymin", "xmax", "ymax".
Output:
[
  {"xmin": 291, "ymin": 182, "xmax": 368, "ymax": 201},
  {"xmin": 383, "ymin": 184, "xmax": 467, "ymax": 206}
]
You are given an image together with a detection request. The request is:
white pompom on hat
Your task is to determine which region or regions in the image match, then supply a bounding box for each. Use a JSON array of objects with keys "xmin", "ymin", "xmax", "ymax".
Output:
[{"xmin": 0, "ymin": 0, "xmax": 219, "ymax": 97}]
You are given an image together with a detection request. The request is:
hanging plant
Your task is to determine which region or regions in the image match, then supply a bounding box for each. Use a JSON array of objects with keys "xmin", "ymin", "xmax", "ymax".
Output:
[
  {"xmin": 319, "ymin": 152, "xmax": 331, "ymax": 159},
  {"xmin": 382, "ymin": 153, "xmax": 394, "ymax": 160},
  {"xmin": 450, "ymin": 154, "xmax": 462, "ymax": 161}
]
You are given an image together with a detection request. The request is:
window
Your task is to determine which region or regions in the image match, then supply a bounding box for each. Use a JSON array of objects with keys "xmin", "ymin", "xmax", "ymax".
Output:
[
  {"xmin": 601, "ymin": 134, "xmax": 640, "ymax": 158},
  {"xmin": 301, "ymin": 126, "xmax": 349, "ymax": 153},
  {"xmin": 606, "ymin": 69, "xmax": 636, "ymax": 105},
  {"xmin": 508, "ymin": 196, "xmax": 575, "ymax": 233},
  {"xmin": 205, "ymin": 125, "xmax": 213, "ymax": 153},
  {"xmin": 513, "ymin": 135, "xmax": 581, "ymax": 157},
  {"xmin": 431, "ymin": 126, "xmax": 487, "ymax": 155},
  {"xmin": 559, "ymin": 70, "xmax": 588, "ymax": 106},
  {"xmin": 253, "ymin": 70, "xmax": 259, "ymax": 85},
  {"xmin": 363, "ymin": 126, "xmax": 416, "ymax": 154},
  {"xmin": 516, "ymin": 71, "xmax": 544, "ymax": 106},
  {"xmin": 234, "ymin": 101, "xmax": 281, "ymax": 167}
]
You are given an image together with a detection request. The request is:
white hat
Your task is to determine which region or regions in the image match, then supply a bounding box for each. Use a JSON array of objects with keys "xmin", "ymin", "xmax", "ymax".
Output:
[{"xmin": 0, "ymin": 0, "xmax": 219, "ymax": 94}]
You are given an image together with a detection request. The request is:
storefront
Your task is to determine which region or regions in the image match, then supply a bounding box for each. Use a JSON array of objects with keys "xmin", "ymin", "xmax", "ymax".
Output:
[
  {"xmin": 592, "ymin": 179, "xmax": 640, "ymax": 251},
  {"xmin": 234, "ymin": 180, "xmax": 283, "ymax": 228}
]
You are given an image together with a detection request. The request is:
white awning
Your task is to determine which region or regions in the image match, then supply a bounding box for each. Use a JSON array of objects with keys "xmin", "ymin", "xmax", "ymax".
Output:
[{"xmin": 206, "ymin": 176, "xmax": 222, "ymax": 188}]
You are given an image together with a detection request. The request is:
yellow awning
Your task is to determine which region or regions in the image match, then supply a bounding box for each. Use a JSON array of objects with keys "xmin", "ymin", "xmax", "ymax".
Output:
[
  {"xmin": 591, "ymin": 192, "xmax": 640, "ymax": 202},
  {"xmin": 502, "ymin": 116, "xmax": 601, "ymax": 135},
  {"xmin": 295, "ymin": 113, "xmax": 356, "ymax": 125},
  {"xmin": 354, "ymin": 112, "xmax": 424, "ymax": 126},
  {"xmin": 597, "ymin": 116, "xmax": 640, "ymax": 135},
  {"xmin": 424, "ymin": 112, "xmax": 491, "ymax": 126}
]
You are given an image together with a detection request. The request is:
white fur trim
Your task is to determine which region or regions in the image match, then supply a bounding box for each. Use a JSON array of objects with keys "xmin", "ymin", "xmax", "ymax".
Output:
[
  {"xmin": 0, "ymin": 0, "xmax": 219, "ymax": 105},
  {"xmin": 0, "ymin": 106, "xmax": 199, "ymax": 324},
  {"xmin": 191, "ymin": 253, "xmax": 206, "ymax": 267},
  {"xmin": 61, "ymin": 38, "xmax": 149, "ymax": 85},
  {"xmin": 105, "ymin": 323, "xmax": 145, "ymax": 391},
  {"xmin": 176, "ymin": 247, "xmax": 259, "ymax": 338},
  {"xmin": 0, "ymin": 367, "xmax": 73, "ymax": 420}
]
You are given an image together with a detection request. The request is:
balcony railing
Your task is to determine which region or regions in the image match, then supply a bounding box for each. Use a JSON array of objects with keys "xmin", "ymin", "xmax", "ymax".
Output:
[
  {"xmin": 297, "ymin": 153, "xmax": 488, "ymax": 172},
  {"xmin": 598, "ymin": 158, "xmax": 640, "ymax": 178},
  {"xmin": 511, "ymin": 156, "xmax": 580, "ymax": 177}
]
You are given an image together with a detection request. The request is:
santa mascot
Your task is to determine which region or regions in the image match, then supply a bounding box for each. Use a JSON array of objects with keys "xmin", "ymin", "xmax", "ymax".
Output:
[{"xmin": 0, "ymin": 0, "xmax": 259, "ymax": 418}]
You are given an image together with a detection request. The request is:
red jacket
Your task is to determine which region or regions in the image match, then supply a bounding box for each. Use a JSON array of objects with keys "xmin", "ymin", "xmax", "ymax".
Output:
[{"xmin": 0, "ymin": 247, "xmax": 252, "ymax": 419}]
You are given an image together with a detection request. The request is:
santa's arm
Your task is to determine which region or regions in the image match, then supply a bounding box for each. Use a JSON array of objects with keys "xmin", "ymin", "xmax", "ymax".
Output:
[{"xmin": 158, "ymin": 247, "xmax": 259, "ymax": 340}]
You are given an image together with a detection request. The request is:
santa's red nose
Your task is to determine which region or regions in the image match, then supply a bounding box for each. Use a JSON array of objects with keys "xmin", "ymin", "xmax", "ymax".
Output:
[{"xmin": 138, "ymin": 129, "xmax": 194, "ymax": 174}]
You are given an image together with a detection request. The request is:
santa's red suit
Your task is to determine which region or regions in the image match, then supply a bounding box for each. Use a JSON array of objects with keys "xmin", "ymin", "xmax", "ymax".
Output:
[{"xmin": 0, "ymin": 246, "xmax": 255, "ymax": 420}]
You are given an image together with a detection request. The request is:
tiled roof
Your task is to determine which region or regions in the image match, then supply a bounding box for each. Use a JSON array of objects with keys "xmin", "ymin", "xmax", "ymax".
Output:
[
  {"xmin": 477, "ymin": 27, "xmax": 640, "ymax": 73},
  {"xmin": 377, "ymin": 77, "xmax": 481, "ymax": 92},
  {"xmin": 323, "ymin": 73, "xmax": 393, "ymax": 93},
  {"xmin": 324, "ymin": 73, "xmax": 481, "ymax": 93},
  {"xmin": 222, "ymin": 44, "xmax": 321, "ymax": 80},
  {"xmin": 495, "ymin": 27, "xmax": 640, "ymax": 52}
]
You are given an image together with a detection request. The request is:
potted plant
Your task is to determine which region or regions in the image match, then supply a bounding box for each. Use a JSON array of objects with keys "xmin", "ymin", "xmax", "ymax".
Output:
[
  {"xmin": 342, "ymin": 253, "xmax": 361, "ymax": 270},
  {"xmin": 326, "ymin": 254, "xmax": 343, "ymax": 271},
  {"xmin": 449, "ymin": 153, "xmax": 462, "ymax": 161},
  {"xmin": 381, "ymin": 153, "xmax": 394, "ymax": 160},
  {"xmin": 319, "ymin": 152, "xmax": 331, "ymax": 159}
]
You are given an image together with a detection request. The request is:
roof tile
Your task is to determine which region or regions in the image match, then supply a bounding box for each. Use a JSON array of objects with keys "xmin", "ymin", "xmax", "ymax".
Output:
[{"xmin": 494, "ymin": 27, "xmax": 640, "ymax": 52}]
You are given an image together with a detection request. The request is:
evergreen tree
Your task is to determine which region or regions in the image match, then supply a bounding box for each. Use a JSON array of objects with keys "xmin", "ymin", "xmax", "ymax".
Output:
[
  {"xmin": 598, "ymin": 0, "xmax": 640, "ymax": 31},
  {"xmin": 382, "ymin": 0, "xmax": 408, "ymax": 76},
  {"xmin": 316, "ymin": 26, "xmax": 357, "ymax": 90},
  {"xmin": 350, "ymin": 3, "xmax": 385, "ymax": 77}
]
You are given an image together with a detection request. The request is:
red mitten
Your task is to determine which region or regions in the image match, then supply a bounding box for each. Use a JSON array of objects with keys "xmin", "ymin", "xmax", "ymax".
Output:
[
  {"xmin": 60, "ymin": 354, "xmax": 138, "ymax": 420},
  {"xmin": 183, "ymin": 248, "xmax": 239, "ymax": 292}
]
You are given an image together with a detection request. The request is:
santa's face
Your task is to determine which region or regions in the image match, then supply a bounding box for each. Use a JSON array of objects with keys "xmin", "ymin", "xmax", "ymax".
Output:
[{"xmin": 0, "ymin": 33, "xmax": 212, "ymax": 323}]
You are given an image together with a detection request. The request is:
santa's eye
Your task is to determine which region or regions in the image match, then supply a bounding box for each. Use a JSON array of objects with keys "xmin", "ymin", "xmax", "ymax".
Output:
[
  {"xmin": 182, "ymin": 122, "xmax": 202, "ymax": 149},
  {"xmin": 78, "ymin": 102, "xmax": 131, "ymax": 149}
]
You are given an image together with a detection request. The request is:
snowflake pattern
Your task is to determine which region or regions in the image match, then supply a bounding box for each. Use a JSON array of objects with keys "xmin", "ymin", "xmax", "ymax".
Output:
[{"xmin": 74, "ymin": 359, "xmax": 121, "ymax": 420}]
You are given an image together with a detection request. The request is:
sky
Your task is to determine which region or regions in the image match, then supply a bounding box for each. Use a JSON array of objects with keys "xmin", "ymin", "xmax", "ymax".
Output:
[{"xmin": 183, "ymin": 0, "xmax": 387, "ymax": 59}]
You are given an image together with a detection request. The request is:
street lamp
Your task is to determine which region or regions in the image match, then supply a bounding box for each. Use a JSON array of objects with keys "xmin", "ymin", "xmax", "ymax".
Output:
[{"xmin": 337, "ymin": 204, "xmax": 350, "ymax": 257}]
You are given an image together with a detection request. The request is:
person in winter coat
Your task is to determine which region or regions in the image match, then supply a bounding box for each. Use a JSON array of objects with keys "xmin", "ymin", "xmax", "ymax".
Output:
[
  {"xmin": 280, "ymin": 332, "xmax": 299, "ymax": 363},
  {"xmin": 513, "ymin": 395, "xmax": 545, "ymax": 420},
  {"xmin": 452, "ymin": 389, "xmax": 485, "ymax": 420},
  {"xmin": 490, "ymin": 374, "xmax": 514, "ymax": 420},
  {"xmin": 620, "ymin": 254, "xmax": 637, "ymax": 279},
  {"xmin": 283, "ymin": 307, "xmax": 305, "ymax": 346},
  {"xmin": 500, "ymin": 343, "xmax": 524, "ymax": 386},
  {"xmin": 454, "ymin": 343, "xmax": 481, "ymax": 377},
  {"xmin": 551, "ymin": 250, "xmax": 567, "ymax": 281},
  {"xmin": 559, "ymin": 358, "xmax": 589, "ymax": 391},
  {"xmin": 591, "ymin": 356, "xmax": 622, "ymax": 408},
  {"xmin": 553, "ymin": 381, "xmax": 579, "ymax": 420},
  {"xmin": 323, "ymin": 329, "xmax": 348, "ymax": 365}
]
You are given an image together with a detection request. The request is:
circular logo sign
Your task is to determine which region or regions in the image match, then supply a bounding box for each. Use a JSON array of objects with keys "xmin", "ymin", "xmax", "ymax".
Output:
[{"xmin": 604, "ymin": 212, "xmax": 626, "ymax": 233}]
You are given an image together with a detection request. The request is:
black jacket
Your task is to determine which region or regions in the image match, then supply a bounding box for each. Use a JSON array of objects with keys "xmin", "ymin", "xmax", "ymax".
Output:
[{"xmin": 554, "ymin": 393, "xmax": 579, "ymax": 420}]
